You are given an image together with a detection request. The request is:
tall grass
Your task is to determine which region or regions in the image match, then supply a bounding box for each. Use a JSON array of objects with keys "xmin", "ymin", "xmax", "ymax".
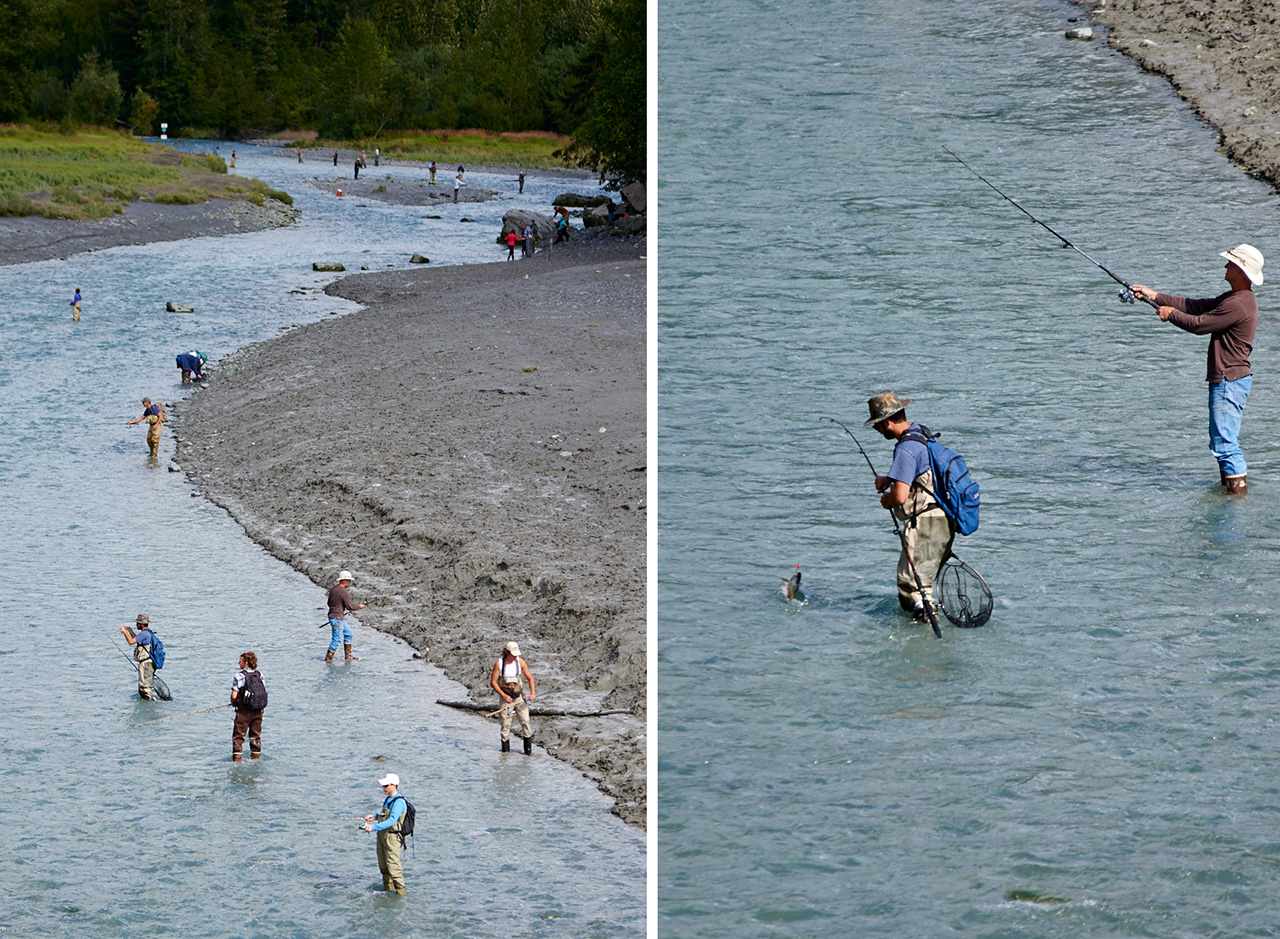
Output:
[{"xmin": 317, "ymin": 129, "xmax": 578, "ymax": 170}]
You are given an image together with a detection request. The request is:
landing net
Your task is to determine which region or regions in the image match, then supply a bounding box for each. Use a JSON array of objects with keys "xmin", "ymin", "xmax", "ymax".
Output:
[{"xmin": 937, "ymin": 558, "xmax": 993, "ymax": 628}]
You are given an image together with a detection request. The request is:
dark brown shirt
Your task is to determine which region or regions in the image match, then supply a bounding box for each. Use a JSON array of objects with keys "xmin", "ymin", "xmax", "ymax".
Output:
[
  {"xmin": 1157, "ymin": 289, "xmax": 1257, "ymax": 382},
  {"xmin": 327, "ymin": 584, "xmax": 356, "ymax": 619}
]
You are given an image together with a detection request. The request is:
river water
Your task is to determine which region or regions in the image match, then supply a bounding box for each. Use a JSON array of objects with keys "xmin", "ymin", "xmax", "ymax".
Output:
[
  {"xmin": 0, "ymin": 144, "xmax": 643, "ymax": 936},
  {"xmin": 658, "ymin": 0, "xmax": 1280, "ymax": 936}
]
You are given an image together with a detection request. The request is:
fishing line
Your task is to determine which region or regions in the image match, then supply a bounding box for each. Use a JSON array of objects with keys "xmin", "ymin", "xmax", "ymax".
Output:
[
  {"xmin": 135, "ymin": 703, "xmax": 229, "ymax": 726},
  {"xmin": 942, "ymin": 146, "xmax": 1158, "ymax": 309}
]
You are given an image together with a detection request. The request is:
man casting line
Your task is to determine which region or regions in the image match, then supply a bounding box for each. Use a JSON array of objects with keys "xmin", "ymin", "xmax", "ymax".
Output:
[{"xmin": 1132, "ymin": 243, "xmax": 1263, "ymax": 494}]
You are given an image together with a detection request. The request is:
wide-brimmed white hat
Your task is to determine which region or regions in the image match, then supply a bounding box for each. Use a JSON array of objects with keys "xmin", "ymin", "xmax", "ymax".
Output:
[
  {"xmin": 1221, "ymin": 244, "xmax": 1264, "ymax": 285},
  {"xmin": 379, "ymin": 773, "xmax": 399, "ymax": 787},
  {"xmin": 338, "ymin": 570, "xmax": 353, "ymax": 582}
]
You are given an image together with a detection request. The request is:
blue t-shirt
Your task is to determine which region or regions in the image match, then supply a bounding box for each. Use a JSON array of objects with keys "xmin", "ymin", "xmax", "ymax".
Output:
[
  {"xmin": 888, "ymin": 424, "xmax": 930, "ymax": 486},
  {"xmin": 371, "ymin": 794, "xmax": 407, "ymax": 832}
]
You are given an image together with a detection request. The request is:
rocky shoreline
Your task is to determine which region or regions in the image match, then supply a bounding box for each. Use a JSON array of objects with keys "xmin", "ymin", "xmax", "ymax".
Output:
[
  {"xmin": 1068, "ymin": 0, "xmax": 1280, "ymax": 193},
  {"xmin": 170, "ymin": 235, "xmax": 648, "ymax": 826}
]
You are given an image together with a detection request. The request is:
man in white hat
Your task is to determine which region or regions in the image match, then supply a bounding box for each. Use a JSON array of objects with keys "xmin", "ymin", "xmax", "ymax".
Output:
[
  {"xmin": 1133, "ymin": 244, "xmax": 1263, "ymax": 494},
  {"xmin": 490, "ymin": 641, "xmax": 537, "ymax": 753},
  {"xmin": 362, "ymin": 773, "xmax": 409, "ymax": 895},
  {"xmin": 325, "ymin": 570, "xmax": 366, "ymax": 661}
]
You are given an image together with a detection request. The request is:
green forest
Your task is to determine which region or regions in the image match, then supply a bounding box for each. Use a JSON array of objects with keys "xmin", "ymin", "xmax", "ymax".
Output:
[{"xmin": 1, "ymin": 0, "xmax": 646, "ymax": 185}]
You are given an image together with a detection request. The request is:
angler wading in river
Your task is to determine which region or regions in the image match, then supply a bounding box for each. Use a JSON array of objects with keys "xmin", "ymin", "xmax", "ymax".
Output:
[{"xmin": 1132, "ymin": 244, "xmax": 1263, "ymax": 495}]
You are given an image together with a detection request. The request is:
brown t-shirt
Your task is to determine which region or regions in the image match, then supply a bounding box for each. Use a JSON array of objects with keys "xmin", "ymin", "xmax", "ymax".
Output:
[
  {"xmin": 327, "ymin": 584, "xmax": 356, "ymax": 618},
  {"xmin": 1157, "ymin": 289, "xmax": 1258, "ymax": 382}
]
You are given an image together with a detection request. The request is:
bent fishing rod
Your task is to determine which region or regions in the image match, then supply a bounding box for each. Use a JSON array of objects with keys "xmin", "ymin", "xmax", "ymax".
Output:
[
  {"xmin": 822, "ymin": 417, "xmax": 943, "ymax": 639},
  {"xmin": 942, "ymin": 146, "xmax": 1157, "ymax": 309}
]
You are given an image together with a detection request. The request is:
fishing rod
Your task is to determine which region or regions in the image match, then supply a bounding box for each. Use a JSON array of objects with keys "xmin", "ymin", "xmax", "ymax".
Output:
[
  {"xmin": 821, "ymin": 417, "xmax": 943, "ymax": 639},
  {"xmin": 135, "ymin": 703, "xmax": 230, "ymax": 726},
  {"xmin": 942, "ymin": 146, "xmax": 1158, "ymax": 309}
]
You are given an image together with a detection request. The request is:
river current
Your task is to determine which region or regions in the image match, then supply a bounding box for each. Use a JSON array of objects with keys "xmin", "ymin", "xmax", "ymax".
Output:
[
  {"xmin": 0, "ymin": 144, "xmax": 642, "ymax": 936},
  {"xmin": 658, "ymin": 0, "xmax": 1280, "ymax": 936}
]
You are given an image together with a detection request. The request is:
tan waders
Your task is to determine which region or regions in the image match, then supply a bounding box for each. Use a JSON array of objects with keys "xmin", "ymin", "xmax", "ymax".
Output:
[{"xmin": 375, "ymin": 812, "xmax": 406, "ymax": 896}]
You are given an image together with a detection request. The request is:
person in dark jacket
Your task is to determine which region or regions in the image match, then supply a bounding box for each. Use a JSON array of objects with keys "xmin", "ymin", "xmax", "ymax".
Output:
[
  {"xmin": 1133, "ymin": 243, "xmax": 1263, "ymax": 494},
  {"xmin": 326, "ymin": 570, "xmax": 366, "ymax": 661}
]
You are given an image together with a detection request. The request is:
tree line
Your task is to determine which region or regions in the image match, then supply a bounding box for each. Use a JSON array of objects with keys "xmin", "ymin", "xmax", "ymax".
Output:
[{"xmin": 1, "ymin": 0, "xmax": 645, "ymax": 185}]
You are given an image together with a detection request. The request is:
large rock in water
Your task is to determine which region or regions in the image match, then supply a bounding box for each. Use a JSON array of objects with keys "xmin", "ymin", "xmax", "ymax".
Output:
[
  {"xmin": 313, "ymin": 262, "xmax": 345, "ymax": 272},
  {"xmin": 621, "ymin": 182, "xmax": 647, "ymax": 214},
  {"xmin": 553, "ymin": 192, "xmax": 610, "ymax": 208},
  {"xmin": 499, "ymin": 209, "xmax": 554, "ymax": 244},
  {"xmin": 410, "ymin": 254, "xmax": 430, "ymax": 264},
  {"xmin": 166, "ymin": 302, "xmax": 194, "ymax": 313}
]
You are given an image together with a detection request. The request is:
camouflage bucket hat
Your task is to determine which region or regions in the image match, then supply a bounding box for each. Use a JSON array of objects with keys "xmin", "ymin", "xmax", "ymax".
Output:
[
  {"xmin": 136, "ymin": 614, "xmax": 150, "ymax": 625},
  {"xmin": 864, "ymin": 391, "xmax": 911, "ymax": 426}
]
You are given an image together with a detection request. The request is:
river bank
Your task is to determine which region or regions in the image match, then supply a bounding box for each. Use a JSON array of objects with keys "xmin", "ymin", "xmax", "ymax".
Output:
[
  {"xmin": 1069, "ymin": 0, "xmax": 1280, "ymax": 192},
  {"xmin": 170, "ymin": 235, "xmax": 647, "ymax": 825}
]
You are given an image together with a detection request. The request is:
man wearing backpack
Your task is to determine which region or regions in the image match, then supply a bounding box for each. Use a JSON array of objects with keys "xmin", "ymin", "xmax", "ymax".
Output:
[
  {"xmin": 362, "ymin": 773, "xmax": 409, "ymax": 896},
  {"xmin": 119, "ymin": 614, "xmax": 158, "ymax": 699},
  {"xmin": 230, "ymin": 651, "xmax": 267, "ymax": 762},
  {"xmin": 867, "ymin": 391, "xmax": 955, "ymax": 620}
]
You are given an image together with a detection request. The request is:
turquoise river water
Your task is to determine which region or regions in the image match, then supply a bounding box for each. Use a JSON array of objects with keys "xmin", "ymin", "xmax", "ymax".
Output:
[
  {"xmin": 0, "ymin": 143, "xmax": 643, "ymax": 937},
  {"xmin": 658, "ymin": 0, "xmax": 1280, "ymax": 936}
]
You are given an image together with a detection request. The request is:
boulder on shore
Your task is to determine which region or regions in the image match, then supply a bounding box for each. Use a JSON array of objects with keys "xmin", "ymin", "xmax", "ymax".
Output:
[
  {"xmin": 499, "ymin": 209, "xmax": 554, "ymax": 244},
  {"xmin": 313, "ymin": 262, "xmax": 345, "ymax": 272},
  {"xmin": 166, "ymin": 302, "xmax": 195, "ymax": 313},
  {"xmin": 621, "ymin": 182, "xmax": 647, "ymax": 215},
  {"xmin": 553, "ymin": 192, "xmax": 610, "ymax": 208}
]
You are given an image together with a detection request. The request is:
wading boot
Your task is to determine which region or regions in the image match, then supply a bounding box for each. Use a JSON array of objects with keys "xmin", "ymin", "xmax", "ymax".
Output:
[
  {"xmin": 501, "ymin": 737, "xmax": 510, "ymax": 752},
  {"xmin": 523, "ymin": 735, "xmax": 533, "ymax": 755},
  {"xmin": 1226, "ymin": 474, "xmax": 1248, "ymax": 495},
  {"xmin": 232, "ymin": 752, "xmax": 243, "ymax": 763},
  {"xmin": 344, "ymin": 643, "xmax": 354, "ymax": 660},
  {"xmin": 250, "ymin": 751, "xmax": 260, "ymax": 760},
  {"xmin": 325, "ymin": 649, "xmax": 335, "ymax": 662}
]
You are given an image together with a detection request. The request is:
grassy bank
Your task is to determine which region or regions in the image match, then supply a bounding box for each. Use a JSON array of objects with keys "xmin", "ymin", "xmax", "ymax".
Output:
[
  {"xmin": 314, "ymin": 129, "xmax": 577, "ymax": 170},
  {"xmin": 0, "ymin": 124, "xmax": 291, "ymax": 220}
]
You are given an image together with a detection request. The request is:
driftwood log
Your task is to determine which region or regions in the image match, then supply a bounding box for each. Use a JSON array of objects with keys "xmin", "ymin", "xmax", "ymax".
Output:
[{"xmin": 436, "ymin": 699, "xmax": 632, "ymax": 718}]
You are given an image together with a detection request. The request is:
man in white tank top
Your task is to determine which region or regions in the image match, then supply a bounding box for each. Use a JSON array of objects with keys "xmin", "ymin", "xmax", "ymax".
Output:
[{"xmin": 490, "ymin": 641, "xmax": 537, "ymax": 754}]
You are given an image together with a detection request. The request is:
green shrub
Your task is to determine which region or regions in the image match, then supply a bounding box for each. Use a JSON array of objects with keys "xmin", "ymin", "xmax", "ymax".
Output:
[
  {"xmin": 52, "ymin": 185, "xmax": 87, "ymax": 204},
  {"xmin": 267, "ymin": 188, "xmax": 292, "ymax": 205},
  {"xmin": 150, "ymin": 189, "xmax": 209, "ymax": 204},
  {"xmin": 249, "ymin": 191, "xmax": 265, "ymax": 206},
  {"xmin": 0, "ymin": 193, "xmax": 37, "ymax": 216}
]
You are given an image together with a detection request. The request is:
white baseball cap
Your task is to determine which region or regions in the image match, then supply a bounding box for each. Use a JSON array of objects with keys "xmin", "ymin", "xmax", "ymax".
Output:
[{"xmin": 378, "ymin": 773, "xmax": 399, "ymax": 787}]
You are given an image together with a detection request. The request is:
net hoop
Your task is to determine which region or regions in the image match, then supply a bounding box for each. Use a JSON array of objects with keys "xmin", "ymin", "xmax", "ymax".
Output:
[
  {"xmin": 937, "ymin": 558, "xmax": 993, "ymax": 628},
  {"xmin": 152, "ymin": 675, "xmax": 173, "ymax": 701}
]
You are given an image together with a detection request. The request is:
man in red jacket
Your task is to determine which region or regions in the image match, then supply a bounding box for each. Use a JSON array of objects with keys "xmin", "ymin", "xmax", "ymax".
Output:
[{"xmin": 1133, "ymin": 243, "xmax": 1263, "ymax": 494}]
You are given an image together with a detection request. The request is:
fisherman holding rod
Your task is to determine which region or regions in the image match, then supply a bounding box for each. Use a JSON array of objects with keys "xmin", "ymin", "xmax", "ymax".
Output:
[
  {"xmin": 1131, "ymin": 244, "xmax": 1263, "ymax": 495},
  {"xmin": 865, "ymin": 392, "xmax": 954, "ymax": 624}
]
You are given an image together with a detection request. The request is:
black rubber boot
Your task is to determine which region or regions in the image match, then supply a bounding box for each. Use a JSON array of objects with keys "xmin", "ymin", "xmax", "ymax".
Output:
[
  {"xmin": 523, "ymin": 735, "xmax": 533, "ymax": 755},
  {"xmin": 501, "ymin": 738, "xmax": 510, "ymax": 752}
]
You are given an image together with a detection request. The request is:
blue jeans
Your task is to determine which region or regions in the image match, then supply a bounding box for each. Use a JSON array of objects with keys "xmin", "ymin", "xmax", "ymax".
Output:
[
  {"xmin": 1208, "ymin": 375, "xmax": 1251, "ymax": 477},
  {"xmin": 328, "ymin": 617, "xmax": 353, "ymax": 652}
]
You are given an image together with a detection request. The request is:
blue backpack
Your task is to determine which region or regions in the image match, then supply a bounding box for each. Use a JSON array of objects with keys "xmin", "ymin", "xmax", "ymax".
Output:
[
  {"xmin": 146, "ymin": 634, "xmax": 165, "ymax": 669},
  {"xmin": 899, "ymin": 425, "xmax": 980, "ymax": 536}
]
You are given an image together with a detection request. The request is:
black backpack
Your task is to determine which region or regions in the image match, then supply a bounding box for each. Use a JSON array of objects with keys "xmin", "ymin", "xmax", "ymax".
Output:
[
  {"xmin": 238, "ymin": 669, "xmax": 268, "ymax": 710},
  {"xmin": 390, "ymin": 795, "xmax": 415, "ymax": 848}
]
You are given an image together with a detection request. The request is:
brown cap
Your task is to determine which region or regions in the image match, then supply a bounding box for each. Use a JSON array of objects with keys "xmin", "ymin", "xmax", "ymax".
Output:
[{"xmin": 864, "ymin": 391, "xmax": 911, "ymax": 426}]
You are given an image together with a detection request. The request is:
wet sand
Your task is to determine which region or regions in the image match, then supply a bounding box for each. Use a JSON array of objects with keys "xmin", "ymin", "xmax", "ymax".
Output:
[
  {"xmin": 171, "ymin": 234, "xmax": 648, "ymax": 825},
  {"xmin": 1070, "ymin": 0, "xmax": 1280, "ymax": 192}
]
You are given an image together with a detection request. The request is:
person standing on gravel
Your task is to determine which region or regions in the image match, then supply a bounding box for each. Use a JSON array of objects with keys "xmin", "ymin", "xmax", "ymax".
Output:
[
  {"xmin": 489, "ymin": 641, "xmax": 536, "ymax": 753},
  {"xmin": 326, "ymin": 570, "xmax": 366, "ymax": 661},
  {"xmin": 523, "ymin": 222, "xmax": 534, "ymax": 257}
]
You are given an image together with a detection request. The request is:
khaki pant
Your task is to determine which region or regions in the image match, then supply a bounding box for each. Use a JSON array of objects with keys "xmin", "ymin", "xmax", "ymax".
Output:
[
  {"xmin": 500, "ymin": 693, "xmax": 532, "ymax": 741},
  {"xmin": 376, "ymin": 829, "xmax": 405, "ymax": 894},
  {"xmin": 72, "ymin": 301, "xmax": 81, "ymax": 321},
  {"xmin": 896, "ymin": 509, "xmax": 954, "ymax": 611},
  {"xmin": 136, "ymin": 656, "xmax": 155, "ymax": 699}
]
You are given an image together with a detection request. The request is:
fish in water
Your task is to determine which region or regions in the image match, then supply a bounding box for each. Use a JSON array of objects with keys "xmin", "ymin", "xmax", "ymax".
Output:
[{"xmin": 781, "ymin": 564, "xmax": 802, "ymax": 602}]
